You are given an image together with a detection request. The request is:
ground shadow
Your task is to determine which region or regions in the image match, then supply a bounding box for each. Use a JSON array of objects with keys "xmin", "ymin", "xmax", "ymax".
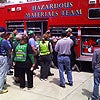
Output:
[
  {"xmin": 49, "ymin": 78, "xmax": 60, "ymax": 86},
  {"xmin": 35, "ymin": 73, "xmax": 40, "ymax": 78},
  {"xmin": 11, "ymin": 77, "xmax": 20, "ymax": 87},
  {"xmin": 82, "ymin": 89, "xmax": 92, "ymax": 98},
  {"xmin": 5, "ymin": 83, "xmax": 10, "ymax": 88}
]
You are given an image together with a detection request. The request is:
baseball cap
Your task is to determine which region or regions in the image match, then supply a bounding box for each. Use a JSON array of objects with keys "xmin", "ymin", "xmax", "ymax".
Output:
[
  {"xmin": 66, "ymin": 28, "xmax": 72, "ymax": 32},
  {"xmin": 28, "ymin": 30, "xmax": 34, "ymax": 35}
]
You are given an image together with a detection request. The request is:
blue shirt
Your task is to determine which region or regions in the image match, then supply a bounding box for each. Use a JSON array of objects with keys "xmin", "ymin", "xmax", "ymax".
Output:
[
  {"xmin": 0, "ymin": 39, "xmax": 12, "ymax": 56},
  {"xmin": 29, "ymin": 38, "xmax": 37, "ymax": 49}
]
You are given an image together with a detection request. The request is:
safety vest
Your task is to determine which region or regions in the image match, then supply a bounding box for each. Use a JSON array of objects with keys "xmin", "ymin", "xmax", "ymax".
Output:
[
  {"xmin": 39, "ymin": 41, "xmax": 50, "ymax": 56},
  {"xmin": 14, "ymin": 43, "xmax": 27, "ymax": 62},
  {"xmin": 0, "ymin": 37, "xmax": 3, "ymax": 44}
]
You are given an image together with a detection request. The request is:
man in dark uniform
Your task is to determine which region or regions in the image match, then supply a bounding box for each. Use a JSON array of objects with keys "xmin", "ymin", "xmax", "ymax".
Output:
[{"xmin": 66, "ymin": 28, "xmax": 79, "ymax": 72}]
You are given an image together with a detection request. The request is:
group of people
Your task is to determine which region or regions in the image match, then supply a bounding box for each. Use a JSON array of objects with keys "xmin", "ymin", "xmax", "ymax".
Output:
[
  {"xmin": 0, "ymin": 27, "xmax": 77, "ymax": 93},
  {"xmin": 0, "ymin": 27, "xmax": 78, "ymax": 92},
  {"xmin": 0, "ymin": 27, "xmax": 99, "ymax": 100},
  {"xmin": 0, "ymin": 28, "xmax": 55, "ymax": 93}
]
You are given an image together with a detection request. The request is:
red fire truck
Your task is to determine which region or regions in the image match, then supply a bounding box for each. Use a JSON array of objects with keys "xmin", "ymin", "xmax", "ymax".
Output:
[{"xmin": 0, "ymin": 0, "xmax": 100, "ymax": 69}]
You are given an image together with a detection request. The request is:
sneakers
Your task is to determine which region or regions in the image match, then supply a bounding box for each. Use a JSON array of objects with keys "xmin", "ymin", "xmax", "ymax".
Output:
[
  {"xmin": 60, "ymin": 84, "xmax": 65, "ymax": 88},
  {"xmin": 3, "ymin": 85, "xmax": 7, "ymax": 90},
  {"xmin": 44, "ymin": 79, "xmax": 48, "ymax": 81},
  {"xmin": 9, "ymin": 70, "xmax": 13, "ymax": 73},
  {"xmin": 68, "ymin": 83, "xmax": 73, "ymax": 86},
  {"xmin": 7, "ymin": 70, "xmax": 13, "ymax": 75},
  {"xmin": 20, "ymin": 88, "xmax": 26, "ymax": 91},
  {"xmin": 27, "ymin": 87, "xmax": 33, "ymax": 90},
  {"xmin": 60, "ymin": 82, "xmax": 73, "ymax": 88},
  {"xmin": 40, "ymin": 79, "xmax": 43, "ymax": 81},
  {"xmin": 0, "ymin": 89, "xmax": 8, "ymax": 94},
  {"xmin": 66, "ymin": 82, "xmax": 73, "ymax": 86},
  {"xmin": 40, "ymin": 79, "xmax": 48, "ymax": 81},
  {"xmin": 7, "ymin": 72, "xmax": 13, "ymax": 75}
]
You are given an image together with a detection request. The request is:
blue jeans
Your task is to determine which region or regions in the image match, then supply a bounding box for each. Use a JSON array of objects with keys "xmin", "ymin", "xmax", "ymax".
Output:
[
  {"xmin": 0, "ymin": 56, "xmax": 7, "ymax": 91},
  {"xmin": 58, "ymin": 55, "xmax": 73, "ymax": 86},
  {"xmin": 7, "ymin": 54, "xmax": 12, "ymax": 73},
  {"xmin": 92, "ymin": 68, "xmax": 100, "ymax": 100}
]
